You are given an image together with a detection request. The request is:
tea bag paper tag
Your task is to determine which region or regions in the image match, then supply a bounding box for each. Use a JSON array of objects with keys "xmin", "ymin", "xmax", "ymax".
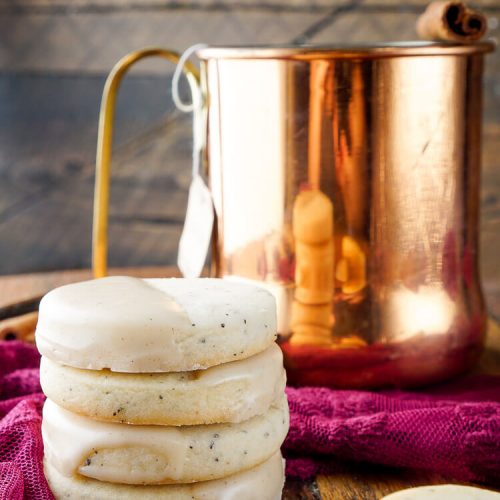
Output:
[
  {"xmin": 178, "ymin": 174, "xmax": 213, "ymax": 278},
  {"xmin": 173, "ymin": 43, "xmax": 212, "ymax": 278}
]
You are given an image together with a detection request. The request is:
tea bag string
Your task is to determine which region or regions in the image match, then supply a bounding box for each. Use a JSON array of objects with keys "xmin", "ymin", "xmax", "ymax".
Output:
[
  {"xmin": 172, "ymin": 43, "xmax": 208, "ymax": 178},
  {"xmin": 173, "ymin": 44, "xmax": 213, "ymax": 279}
]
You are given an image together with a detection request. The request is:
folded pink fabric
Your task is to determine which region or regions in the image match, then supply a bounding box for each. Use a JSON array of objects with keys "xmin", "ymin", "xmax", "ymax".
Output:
[
  {"xmin": 284, "ymin": 379, "xmax": 500, "ymax": 485},
  {"xmin": 1, "ymin": 340, "xmax": 499, "ymax": 499},
  {"xmin": 0, "ymin": 342, "xmax": 52, "ymax": 500}
]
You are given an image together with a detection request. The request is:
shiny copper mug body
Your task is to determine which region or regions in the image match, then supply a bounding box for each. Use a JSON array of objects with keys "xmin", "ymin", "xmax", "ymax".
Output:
[{"xmin": 198, "ymin": 43, "xmax": 493, "ymax": 388}]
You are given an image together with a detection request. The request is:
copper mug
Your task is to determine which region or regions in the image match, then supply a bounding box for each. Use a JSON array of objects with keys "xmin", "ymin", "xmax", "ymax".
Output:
[{"xmin": 93, "ymin": 42, "xmax": 494, "ymax": 388}]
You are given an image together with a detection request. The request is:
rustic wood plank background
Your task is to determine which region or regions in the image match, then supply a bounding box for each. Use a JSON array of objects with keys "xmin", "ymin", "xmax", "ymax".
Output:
[{"xmin": 0, "ymin": 0, "xmax": 499, "ymax": 316}]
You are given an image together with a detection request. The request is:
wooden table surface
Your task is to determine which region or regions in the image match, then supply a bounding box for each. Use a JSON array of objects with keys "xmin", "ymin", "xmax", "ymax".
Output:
[{"xmin": 1, "ymin": 267, "xmax": 499, "ymax": 500}]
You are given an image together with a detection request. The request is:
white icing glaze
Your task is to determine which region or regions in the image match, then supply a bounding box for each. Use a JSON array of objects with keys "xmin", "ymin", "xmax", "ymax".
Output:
[
  {"xmin": 42, "ymin": 397, "xmax": 289, "ymax": 485},
  {"xmin": 197, "ymin": 341, "xmax": 282, "ymax": 384},
  {"xmin": 40, "ymin": 343, "xmax": 286, "ymax": 424},
  {"xmin": 44, "ymin": 452, "xmax": 285, "ymax": 500},
  {"xmin": 35, "ymin": 276, "xmax": 277, "ymax": 372},
  {"xmin": 42, "ymin": 399, "xmax": 187, "ymax": 483},
  {"xmin": 194, "ymin": 343, "xmax": 286, "ymax": 420},
  {"xmin": 190, "ymin": 453, "xmax": 285, "ymax": 500},
  {"xmin": 382, "ymin": 485, "xmax": 500, "ymax": 500},
  {"xmin": 225, "ymin": 276, "xmax": 294, "ymax": 338}
]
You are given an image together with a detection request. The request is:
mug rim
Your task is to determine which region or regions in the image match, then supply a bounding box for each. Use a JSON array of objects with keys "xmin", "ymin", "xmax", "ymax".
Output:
[{"xmin": 197, "ymin": 41, "xmax": 495, "ymax": 60}]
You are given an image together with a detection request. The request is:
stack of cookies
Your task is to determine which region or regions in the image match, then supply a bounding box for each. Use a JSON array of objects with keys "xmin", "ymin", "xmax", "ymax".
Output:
[{"xmin": 36, "ymin": 276, "xmax": 288, "ymax": 499}]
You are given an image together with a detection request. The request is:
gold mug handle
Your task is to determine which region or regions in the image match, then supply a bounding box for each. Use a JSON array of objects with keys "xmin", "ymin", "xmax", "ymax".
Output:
[{"xmin": 92, "ymin": 48, "xmax": 200, "ymax": 278}]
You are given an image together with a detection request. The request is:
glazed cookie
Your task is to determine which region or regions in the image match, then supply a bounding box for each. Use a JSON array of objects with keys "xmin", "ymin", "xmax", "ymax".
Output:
[
  {"xmin": 44, "ymin": 451, "xmax": 285, "ymax": 500},
  {"xmin": 40, "ymin": 343, "xmax": 286, "ymax": 425},
  {"xmin": 36, "ymin": 276, "xmax": 277, "ymax": 373},
  {"xmin": 42, "ymin": 396, "xmax": 289, "ymax": 485},
  {"xmin": 382, "ymin": 485, "xmax": 500, "ymax": 499}
]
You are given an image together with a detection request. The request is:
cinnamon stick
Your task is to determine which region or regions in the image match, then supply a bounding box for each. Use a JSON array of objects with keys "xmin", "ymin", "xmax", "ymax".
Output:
[
  {"xmin": 417, "ymin": 1, "xmax": 487, "ymax": 42},
  {"xmin": 0, "ymin": 311, "xmax": 38, "ymax": 343}
]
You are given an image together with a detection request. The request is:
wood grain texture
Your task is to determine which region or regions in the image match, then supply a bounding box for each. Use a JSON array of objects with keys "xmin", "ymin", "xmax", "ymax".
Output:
[
  {"xmin": 0, "ymin": 1, "xmax": 499, "ymax": 313},
  {"xmin": 0, "ymin": 267, "xmax": 176, "ymax": 310},
  {"xmin": 0, "ymin": 311, "xmax": 38, "ymax": 342},
  {"xmin": 0, "ymin": 9, "xmax": 323, "ymax": 74},
  {"xmin": 284, "ymin": 478, "xmax": 322, "ymax": 499},
  {"xmin": 317, "ymin": 466, "xmax": 454, "ymax": 500},
  {"xmin": 0, "ymin": 5, "xmax": 500, "ymax": 310}
]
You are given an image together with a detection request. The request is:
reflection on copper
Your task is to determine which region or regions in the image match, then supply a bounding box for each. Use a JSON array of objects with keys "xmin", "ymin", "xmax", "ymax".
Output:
[
  {"xmin": 336, "ymin": 235, "xmax": 366, "ymax": 295},
  {"xmin": 332, "ymin": 62, "xmax": 367, "ymax": 237},
  {"xmin": 386, "ymin": 285, "xmax": 455, "ymax": 341},
  {"xmin": 201, "ymin": 44, "xmax": 492, "ymax": 388},
  {"xmin": 308, "ymin": 61, "xmax": 330, "ymax": 190},
  {"xmin": 290, "ymin": 188, "xmax": 334, "ymax": 346}
]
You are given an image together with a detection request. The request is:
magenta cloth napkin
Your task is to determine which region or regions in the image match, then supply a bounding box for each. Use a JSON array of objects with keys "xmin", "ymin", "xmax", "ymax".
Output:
[
  {"xmin": 284, "ymin": 379, "xmax": 500, "ymax": 484},
  {"xmin": 1, "ymin": 340, "xmax": 499, "ymax": 499},
  {"xmin": 0, "ymin": 342, "xmax": 52, "ymax": 500}
]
